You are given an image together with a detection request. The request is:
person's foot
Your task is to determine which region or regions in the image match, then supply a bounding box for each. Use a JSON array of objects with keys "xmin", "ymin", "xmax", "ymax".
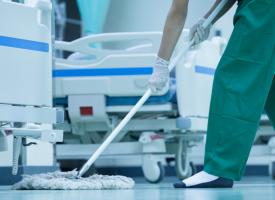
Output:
[{"xmin": 173, "ymin": 171, "xmax": 233, "ymax": 188}]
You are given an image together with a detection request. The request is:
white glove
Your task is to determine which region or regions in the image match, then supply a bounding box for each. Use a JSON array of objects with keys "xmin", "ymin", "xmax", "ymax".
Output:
[
  {"xmin": 148, "ymin": 57, "xmax": 170, "ymax": 92},
  {"xmin": 189, "ymin": 18, "xmax": 212, "ymax": 46}
]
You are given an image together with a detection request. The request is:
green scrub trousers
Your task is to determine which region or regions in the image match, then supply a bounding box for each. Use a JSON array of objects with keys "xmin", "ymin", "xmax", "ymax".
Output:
[{"xmin": 204, "ymin": 0, "xmax": 275, "ymax": 181}]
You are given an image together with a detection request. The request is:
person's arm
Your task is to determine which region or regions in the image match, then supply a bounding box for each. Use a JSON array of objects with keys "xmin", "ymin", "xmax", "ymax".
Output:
[
  {"xmin": 204, "ymin": 0, "xmax": 237, "ymax": 24},
  {"xmin": 148, "ymin": 0, "xmax": 189, "ymax": 91},
  {"xmin": 190, "ymin": 0, "xmax": 237, "ymax": 46},
  {"xmin": 158, "ymin": 0, "xmax": 189, "ymax": 61}
]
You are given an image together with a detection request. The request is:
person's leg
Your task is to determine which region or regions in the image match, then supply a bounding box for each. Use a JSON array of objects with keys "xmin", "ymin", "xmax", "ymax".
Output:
[
  {"xmin": 72, "ymin": 0, "xmax": 110, "ymax": 59},
  {"xmin": 76, "ymin": 0, "xmax": 89, "ymax": 35},
  {"xmin": 203, "ymin": 46, "xmax": 275, "ymax": 180},
  {"xmin": 265, "ymin": 77, "xmax": 275, "ymax": 128},
  {"xmin": 77, "ymin": 0, "xmax": 110, "ymax": 36},
  {"xmin": 175, "ymin": 0, "xmax": 275, "ymax": 188},
  {"xmin": 93, "ymin": 0, "xmax": 110, "ymax": 34}
]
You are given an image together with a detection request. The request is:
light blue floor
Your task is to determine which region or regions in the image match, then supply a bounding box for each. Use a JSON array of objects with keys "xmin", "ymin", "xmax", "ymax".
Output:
[{"xmin": 0, "ymin": 177, "xmax": 275, "ymax": 200}]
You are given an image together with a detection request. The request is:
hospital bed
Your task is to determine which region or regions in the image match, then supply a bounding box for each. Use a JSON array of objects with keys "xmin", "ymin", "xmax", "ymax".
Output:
[
  {"xmin": 0, "ymin": 0, "xmax": 63, "ymax": 177},
  {"xmin": 52, "ymin": 30, "xmax": 227, "ymax": 182}
]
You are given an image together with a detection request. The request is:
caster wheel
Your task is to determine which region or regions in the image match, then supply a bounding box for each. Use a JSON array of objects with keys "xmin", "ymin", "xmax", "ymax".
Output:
[
  {"xmin": 142, "ymin": 154, "xmax": 165, "ymax": 183},
  {"xmin": 175, "ymin": 138, "xmax": 196, "ymax": 180},
  {"xmin": 176, "ymin": 160, "xmax": 197, "ymax": 180},
  {"xmin": 189, "ymin": 161, "xmax": 197, "ymax": 175}
]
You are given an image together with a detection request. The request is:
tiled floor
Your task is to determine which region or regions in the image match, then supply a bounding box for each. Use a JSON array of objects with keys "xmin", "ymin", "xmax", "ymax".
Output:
[{"xmin": 0, "ymin": 177, "xmax": 275, "ymax": 200}]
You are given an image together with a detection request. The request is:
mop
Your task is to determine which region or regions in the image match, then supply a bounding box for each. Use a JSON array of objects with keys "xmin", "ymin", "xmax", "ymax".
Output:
[
  {"xmin": 13, "ymin": 0, "xmax": 227, "ymax": 190},
  {"xmin": 12, "ymin": 170, "xmax": 134, "ymax": 190}
]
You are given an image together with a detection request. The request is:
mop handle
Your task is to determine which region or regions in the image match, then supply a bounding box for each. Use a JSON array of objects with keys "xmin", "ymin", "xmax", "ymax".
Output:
[{"xmin": 77, "ymin": 0, "xmax": 228, "ymax": 178}]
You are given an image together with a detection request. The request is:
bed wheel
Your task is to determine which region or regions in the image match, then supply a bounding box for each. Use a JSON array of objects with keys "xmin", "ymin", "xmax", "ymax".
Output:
[
  {"xmin": 175, "ymin": 137, "xmax": 196, "ymax": 180},
  {"xmin": 142, "ymin": 154, "xmax": 165, "ymax": 183},
  {"xmin": 175, "ymin": 158, "xmax": 196, "ymax": 180}
]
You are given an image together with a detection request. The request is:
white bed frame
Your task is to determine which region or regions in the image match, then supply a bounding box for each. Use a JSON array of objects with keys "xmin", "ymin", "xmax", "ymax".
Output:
[{"xmin": 0, "ymin": 0, "xmax": 63, "ymax": 174}]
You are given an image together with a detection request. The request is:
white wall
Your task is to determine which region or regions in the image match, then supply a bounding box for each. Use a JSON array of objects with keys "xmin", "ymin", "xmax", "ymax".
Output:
[{"xmin": 105, "ymin": 0, "xmax": 237, "ymax": 40}]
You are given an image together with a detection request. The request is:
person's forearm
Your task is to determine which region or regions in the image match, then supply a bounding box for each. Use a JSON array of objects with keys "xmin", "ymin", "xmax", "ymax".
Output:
[
  {"xmin": 158, "ymin": 0, "xmax": 189, "ymax": 61},
  {"xmin": 204, "ymin": 0, "xmax": 237, "ymax": 24}
]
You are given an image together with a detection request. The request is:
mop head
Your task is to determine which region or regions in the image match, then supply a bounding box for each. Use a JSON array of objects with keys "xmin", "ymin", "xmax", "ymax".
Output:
[{"xmin": 12, "ymin": 170, "xmax": 135, "ymax": 190}]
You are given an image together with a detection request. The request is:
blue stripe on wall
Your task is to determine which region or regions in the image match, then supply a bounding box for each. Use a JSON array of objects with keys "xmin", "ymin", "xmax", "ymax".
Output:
[
  {"xmin": 0, "ymin": 35, "xmax": 49, "ymax": 52},
  {"xmin": 195, "ymin": 65, "xmax": 215, "ymax": 75},
  {"xmin": 53, "ymin": 67, "xmax": 153, "ymax": 77}
]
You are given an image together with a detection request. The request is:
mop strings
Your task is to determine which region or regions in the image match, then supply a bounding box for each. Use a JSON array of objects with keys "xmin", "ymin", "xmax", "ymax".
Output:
[{"xmin": 12, "ymin": 170, "xmax": 135, "ymax": 190}]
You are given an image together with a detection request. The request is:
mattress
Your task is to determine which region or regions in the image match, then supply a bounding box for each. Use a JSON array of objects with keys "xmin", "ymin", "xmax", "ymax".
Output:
[{"xmin": 53, "ymin": 79, "xmax": 177, "ymax": 107}]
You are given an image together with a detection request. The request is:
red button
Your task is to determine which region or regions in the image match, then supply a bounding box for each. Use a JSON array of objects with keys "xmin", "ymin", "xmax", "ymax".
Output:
[{"xmin": 80, "ymin": 107, "xmax": 93, "ymax": 116}]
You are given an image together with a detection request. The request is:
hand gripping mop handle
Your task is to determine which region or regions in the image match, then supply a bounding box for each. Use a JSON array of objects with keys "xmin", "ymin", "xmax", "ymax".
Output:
[{"xmin": 77, "ymin": 0, "xmax": 228, "ymax": 178}]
